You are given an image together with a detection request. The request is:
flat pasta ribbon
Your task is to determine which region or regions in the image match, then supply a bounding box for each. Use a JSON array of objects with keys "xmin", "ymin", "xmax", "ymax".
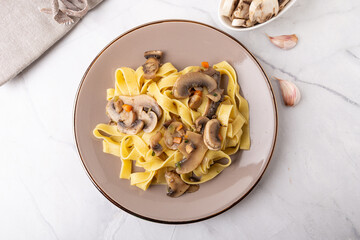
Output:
[{"xmin": 93, "ymin": 61, "xmax": 250, "ymax": 191}]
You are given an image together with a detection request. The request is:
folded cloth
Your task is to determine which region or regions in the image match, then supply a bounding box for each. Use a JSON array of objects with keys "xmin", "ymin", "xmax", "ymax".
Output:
[{"xmin": 0, "ymin": 0, "xmax": 103, "ymax": 86}]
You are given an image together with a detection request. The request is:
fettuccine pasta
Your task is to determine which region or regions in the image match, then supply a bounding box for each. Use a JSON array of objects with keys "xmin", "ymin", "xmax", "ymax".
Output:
[{"xmin": 93, "ymin": 54, "xmax": 249, "ymax": 196}]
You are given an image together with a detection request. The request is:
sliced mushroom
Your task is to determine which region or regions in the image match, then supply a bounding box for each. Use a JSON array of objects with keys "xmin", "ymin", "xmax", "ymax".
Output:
[
  {"xmin": 220, "ymin": 0, "xmax": 239, "ymax": 17},
  {"xmin": 106, "ymin": 100, "xmax": 122, "ymax": 122},
  {"xmin": 118, "ymin": 95, "xmax": 162, "ymax": 118},
  {"xmin": 188, "ymin": 94, "xmax": 202, "ymax": 109},
  {"xmin": 279, "ymin": 0, "xmax": 290, "ymax": 10},
  {"xmin": 186, "ymin": 184, "xmax": 200, "ymax": 193},
  {"xmin": 114, "ymin": 99, "xmax": 123, "ymax": 113},
  {"xmin": 138, "ymin": 109, "xmax": 158, "ymax": 133},
  {"xmin": 232, "ymin": 0, "xmax": 250, "ymax": 19},
  {"xmin": 202, "ymin": 68, "xmax": 221, "ymax": 87},
  {"xmin": 232, "ymin": 18, "xmax": 246, "ymax": 27},
  {"xmin": 185, "ymin": 143, "xmax": 196, "ymax": 154},
  {"xmin": 143, "ymin": 58, "xmax": 159, "ymax": 80},
  {"xmin": 164, "ymin": 121, "xmax": 186, "ymax": 150},
  {"xmin": 119, "ymin": 109, "xmax": 136, "ymax": 126},
  {"xmin": 245, "ymin": 19, "xmax": 256, "ymax": 27},
  {"xmin": 207, "ymin": 89, "xmax": 224, "ymax": 102},
  {"xmin": 165, "ymin": 171, "xmax": 189, "ymax": 198},
  {"xmin": 195, "ymin": 116, "xmax": 209, "ymax": 133},
  {"xmin": 176, "ymin": 131, "xmax": 208, "ymax": 174},
  {"xmin": 204, "ymin": 99, "xmax": 222, "ymax": 119},
  {"xmin": 142, "ymin": 50, "xmax": 163, "ymax": 80},
  {"xmin": 203, "ymin": 119, "xmax": 221, "ymax": 150},
  {"xmin": 117, "ymin": 119, "xmax": 144, "ymax": 135},
  {"xmin": 249, "ymin": 0, "xmax": 279, "ymax": 24},
  {"xmin": 144, "ymin": 50, "xmax": 163, "ymax": 60},
  {"xmin": 173, "ymin": 72, "xmax": 217, "ymax": 98},
  {"xmin": 150, "ymin": 132, "xmax": 163, "ymax": 156},
  {"xmin": 163, "ymin": 119, "xmax": 173, "ymax": 128}
]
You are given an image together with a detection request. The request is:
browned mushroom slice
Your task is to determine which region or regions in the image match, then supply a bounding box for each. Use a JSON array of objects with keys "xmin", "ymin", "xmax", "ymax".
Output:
[
  {"xmin": 143, "ymin": 58, "xmax": 159, "ymax": 80},
  {"xmin": 204, "ymin": 98, "xmax": 222, "ymax": 119},
  {"xmin": 150, "ymin": 132, "xmax": 163, "ymax": 156},
  {"xmin": 203, "ymin": 119, "xmax": 221, "ymax": 150},
  {"xmin": 195, "ymin": 116, "xmax": 209, "ymax": 133},
  {"xmin": 207, "ymin": 89, "xmax": 224, "ymax": 102},
  {"xmin": 106, "ymin": 99, "xmax": 123, "ymax": 122},
  {"xmin": 118, "ymin": 95, "xmax": 162, "ymax": 118},
  {"xmin": 165, "ymin": 171, "xmax": 189, "ymax": 198},
  {"xmin": 113, "ymin": 99, "xmax": 123, "ymax": 113},
  {"xmin": 144, "ymin": 50, "xmax": 163, "ymax": 60},
  {"xmin": 143, "ymin": 50, "xmax": 163, "ymax": 79},
  {"xmin": 188, "ymin": 94, "xmax": 202, "ymax": 109},
  {"xmin": 117, "ymin": 119, "xmax": 144, "ymax": 135},
  {"xmin": 176, "ymin": 131, "xmax": 208, "ymax": 174},
  {"xmin": 163, "ymin": 119, "xmax": 173, "ymax": 128},
  {"xmin": 173, "ymin": 72, "xmax": 217, "ymax": 98},
  {"xmin": 202, "ymin": 68, "xmax": 221, "ymax": 86},
  {"xmin": 138, "ymin": 109, "xmax": 158, "ymax": 133},
  {"xmin": 164, "ymin": 122, "xmax": 186, "ymax": 150},
  {"xmin": 118, "ymin": 109, "xmax": 136, "ymax": 126},
  {"xmin": 186, "ymin": 184, "xmax": 200, "ymax": 193}
]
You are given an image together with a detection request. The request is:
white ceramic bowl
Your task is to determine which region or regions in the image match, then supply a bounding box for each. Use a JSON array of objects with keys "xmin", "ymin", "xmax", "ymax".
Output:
[{"xmin": 218, "ymin": 0, "xmax": 297, "ymax": 31}]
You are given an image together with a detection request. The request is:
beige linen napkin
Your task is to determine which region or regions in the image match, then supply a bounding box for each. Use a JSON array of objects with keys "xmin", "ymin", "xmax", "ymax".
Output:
[{"xmin": 0, "ymin": 0, "xmax": 103, "ymax": 86}]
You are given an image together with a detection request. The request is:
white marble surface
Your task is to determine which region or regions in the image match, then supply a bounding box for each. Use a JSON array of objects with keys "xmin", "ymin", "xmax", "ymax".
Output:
[{"xmin": 1, "ymin": 0, "xmax": 360, "ymax": 239}]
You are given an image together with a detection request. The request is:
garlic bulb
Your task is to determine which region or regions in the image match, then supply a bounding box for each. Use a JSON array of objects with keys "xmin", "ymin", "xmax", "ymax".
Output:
[
  {"xmin": 274, "ymin": 77, "xmax": 301, "ymax": 106},
  {"xmin": 267, "ymin": 34, "xmax": 298, "ymax": 50},
  {"xmin": 249, "ymin": 0, "xmax": 279, "ymax": 23}
]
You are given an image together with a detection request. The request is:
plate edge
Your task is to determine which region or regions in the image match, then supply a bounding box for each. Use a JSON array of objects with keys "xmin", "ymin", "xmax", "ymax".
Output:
[{"xmin": 72, "ymin": 19, "xmax": 279, "ymax": 225}]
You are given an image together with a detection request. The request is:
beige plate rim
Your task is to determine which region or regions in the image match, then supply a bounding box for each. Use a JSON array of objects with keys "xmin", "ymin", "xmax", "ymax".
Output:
[{"xmin": 73, "ymin": 19, "xmax": 278, "ymax": 224}]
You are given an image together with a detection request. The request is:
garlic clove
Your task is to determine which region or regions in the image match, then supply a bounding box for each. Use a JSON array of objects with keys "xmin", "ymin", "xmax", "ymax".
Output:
[
  {"xmin": 274, "ymin": 77, "xmax": 301, "ymax": 107},
  {"xmin": 267, "ymin": 34, "xmax": 298, "ymax": 50}
]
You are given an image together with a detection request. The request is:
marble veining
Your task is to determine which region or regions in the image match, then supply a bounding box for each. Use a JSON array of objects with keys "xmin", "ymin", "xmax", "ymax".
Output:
[{"xmin": 0, "ymin": 0, "xmax": 359, "ymax": 239}]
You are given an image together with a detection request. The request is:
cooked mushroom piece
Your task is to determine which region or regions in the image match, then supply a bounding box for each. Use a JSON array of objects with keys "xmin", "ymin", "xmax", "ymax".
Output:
[
  {"xmin": 164, "ymin": 122, "xmax": 186, "ymax": 150},
  {"xmin": 143, "ymin": 58, "xmax": 159, "ymax": 80},
  {"xmin": 203, "ymin": 119, "xmax": 222, "ymax": 150},
  {"xmin": 106, "ymin": 100, "xmax": 123, "ymax": 122},
  {"xmin": 249, "ymin": 0, "xmax": 279, "ymax": 24},
  {"xmin": 232, "ymin": 18, "xmax": 246, "ymax": 27},
  {"xmin": 142, "ymin": 50, "xmax": 163, "ymax": 80},
  {"xmin": 176, "ymin": 131, "xmax": 208, "ymax": 174},
  {"xmin": 232, "ymin": 0, "xmax": 250, "ymax": 19},
  {"xmin": 186, "ymin": 184, "xmax": 200, "ymax": 193},
  {"xmin": 138, "ymin": 109, "xmax": 158, "ymax": 133},
  {"xmin": 118, "ymin": 109, "xmax": 136, "ymax": 126},
  {"xmin": 118, "ymin": 95, "xmax": 162, "ymax": 118},
  {"xmin": 195, "ymin": 116, "xmax": 209, "ymax": 133},
  {"xmin": 279, "ymin": 0, "xmax": 290, "ymax": 10},
  {"xmin": 165, "ymin": 171, "xmax": 189, "ymax": 198},
  {"xmin": 207, "ymin": 89, "xmax": 224, "ymax": 102},
  {"xmin": 173, "ymin": 72, "xmax": 217, "ymax": 98},
  {"xmin": 144, "ymin": 50, "xmax": 163, "ymax": 60},
  {"xmin": 113, "ymin": 99, "xmax": 123, "ymax": 113},
  {"xmin": 117, "ymin": 119, "xmax": 144, "ymax": 135},
  {"xmin": 150, "ymin": 132, "xmax": 163, "ymax": 156},
  {"xmin": 204, "ymin": 99, "xmax": 222, "ymax": 119},
  {"xmin": 185, "ymin": 143, "xmax": 196, "ymax": 154},
  {"xmin": 202, "ymin": 68, "xmax": 221, "ymax": 86},
  {"xmin": 188, "ymin": 94, "xmax": 202, "ymax": 109}
]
